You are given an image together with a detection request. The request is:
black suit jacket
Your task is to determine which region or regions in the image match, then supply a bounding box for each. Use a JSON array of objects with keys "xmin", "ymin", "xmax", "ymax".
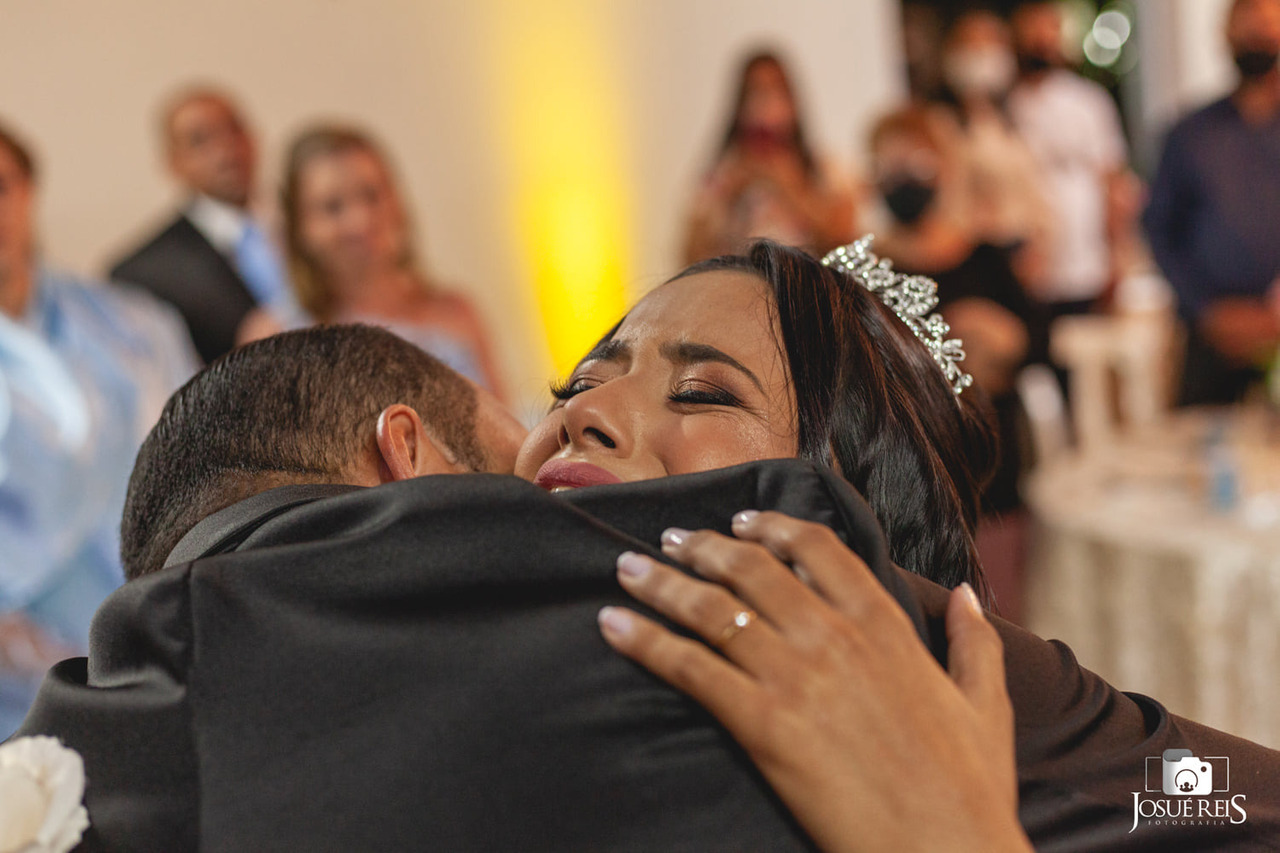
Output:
[
  {"xmin": 109, "ymin": 214, "xmax": 257, "ymax": 363},
  {"xmin": 15, "ymin": 461, "xmax": 1280, "ymax": 851}
]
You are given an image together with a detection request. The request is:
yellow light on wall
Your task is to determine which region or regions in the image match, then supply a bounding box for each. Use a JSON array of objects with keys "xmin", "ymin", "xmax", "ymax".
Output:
[{"xmin": 480, "ymin": 0, "xmax": 632, "ymax": 375}]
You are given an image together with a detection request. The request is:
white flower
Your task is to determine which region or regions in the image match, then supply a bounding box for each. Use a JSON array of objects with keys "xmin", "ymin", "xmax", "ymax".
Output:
[{"xmin": 0, "ymin": 736, "xmax": 89, "ymax": 853}]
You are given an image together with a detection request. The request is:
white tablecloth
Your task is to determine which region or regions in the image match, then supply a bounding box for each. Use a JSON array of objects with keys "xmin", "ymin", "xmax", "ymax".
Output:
[{"xmin": 1025, "ymin": 408, "xmax": 1280, "ymax": 749}]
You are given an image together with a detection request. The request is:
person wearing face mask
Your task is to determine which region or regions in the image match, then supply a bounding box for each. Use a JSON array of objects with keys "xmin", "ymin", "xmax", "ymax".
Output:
[
  {"xmin": 868, "ymin": 107, "xmax": 1046, "ymax": 398},
  {"xmin": 1007, "ymin": 0, "xmax": 1131, "ymax": 319},
  {"xmin": 682, "ymin": 49, "xmax": 856, "ymax": 264},
  {"xmin": 867, "ymin": 107, "xmax": 1047, "ymax": 615},
  {"xmin": 932, "ymin": 9, "xmax": 1052, "ymax": 290},
  {"xmin": 1144, "ymin": 0, "xmax": 1280, "ymax": 405}
]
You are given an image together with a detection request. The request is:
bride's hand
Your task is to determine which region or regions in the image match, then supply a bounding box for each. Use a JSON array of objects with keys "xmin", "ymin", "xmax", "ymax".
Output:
[{"xmin": 597, "ymin": 510, "xmax": 1030, "ymax": 853}]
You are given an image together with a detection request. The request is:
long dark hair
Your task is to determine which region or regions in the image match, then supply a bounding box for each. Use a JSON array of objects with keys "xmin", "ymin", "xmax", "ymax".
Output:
[
  {"xmin": 674, "ymin": 241, "xmax": 998, "ymax": 594},
  {"xmin": 714, "ymin": 50, "xmax": 817, "ymax": 177}
]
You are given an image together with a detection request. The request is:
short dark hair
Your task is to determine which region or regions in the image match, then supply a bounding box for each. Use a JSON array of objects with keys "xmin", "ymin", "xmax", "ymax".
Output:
[
  {"xmin": 0, "ymin": 120, "xmax": 37, "ymax": 181},
  {"xmin": 1009, "ymin": 0, "xmax": 1060, "ymax": 23},
  {"xmin": 122, "ymin": 325, "xmax": 485, "ymax": 580},
  {"xmin": 672, "ymin": 241, "xmax": 998, "ymax": 594},
  {"xmin": 159, "ymin": 85, "xmax": 244, "ymax": 150}
]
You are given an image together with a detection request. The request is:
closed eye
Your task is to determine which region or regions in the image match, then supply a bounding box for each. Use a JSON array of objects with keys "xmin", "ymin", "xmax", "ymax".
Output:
[
  {"xmin": 669, "ymin": 383, "xmax": 743, "ymax": 407},
  {"xmin": 548, "ymin": 375, "xmax": 597, "ymax": 405},
  {"xmin": 548, "ymin": 339, "xmax": 628, "ymax": 409},
  {"xmin": 549, "ymin": 378, "xmax": 582, "ymax": 400}
]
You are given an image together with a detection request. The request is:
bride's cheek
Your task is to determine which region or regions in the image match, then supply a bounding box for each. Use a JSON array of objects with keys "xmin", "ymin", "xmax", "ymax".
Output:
[{"xmin": 514, "ymin": 419, "xmax": 559, "ymax": 480}]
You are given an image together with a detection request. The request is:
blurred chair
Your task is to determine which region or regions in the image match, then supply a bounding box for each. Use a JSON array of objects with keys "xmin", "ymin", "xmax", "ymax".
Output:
[
  {"xmin": 1016, "ymin": 362, "xmax": 1070, "ymax": 467},
  {"xmin": 1047, "ymin": 311, "xmax": 1177, "ymax": 453}
]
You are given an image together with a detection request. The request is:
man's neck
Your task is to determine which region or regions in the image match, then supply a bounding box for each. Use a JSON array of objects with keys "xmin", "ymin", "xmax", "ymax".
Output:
[
  {"xmin": 190, "ymin": 193, "xmax": 252, "ymax": 217},
  {"xmin": 1016, "ymin": 69, "xmax": 1052, "ymax": 89},
  {"xmin": 0, "ymin": 264, "xmax": 34, "ymax": 319},
  {"xmin": 187, "ymin": 194, "xmax": 253, "ymax": 255},
  {"xmin": 330, "ymin": 267, "xmax": 424, "ymax": 318},
  {"xmin": 1233, "ymin": 74, "xmax": 1280, "ymax": 124}
]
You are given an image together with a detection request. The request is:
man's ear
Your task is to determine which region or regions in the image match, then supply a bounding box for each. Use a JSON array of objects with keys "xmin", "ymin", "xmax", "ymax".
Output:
[{"xmin": 375, "ymin": 404, "xmax": 461, "ymax": 482}]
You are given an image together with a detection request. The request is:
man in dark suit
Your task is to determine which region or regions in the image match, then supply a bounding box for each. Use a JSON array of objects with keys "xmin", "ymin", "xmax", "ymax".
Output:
[
  {"xmin": 12, "ymin": 326, "xmax": 957, "ymax": 851},
  {"xmin": 14, "ymin": 326, "xmax": 1280, "ymax": 851},
  {"xmin": 108, "ymin": 88, "xmax": 291, "ymax": 363}
]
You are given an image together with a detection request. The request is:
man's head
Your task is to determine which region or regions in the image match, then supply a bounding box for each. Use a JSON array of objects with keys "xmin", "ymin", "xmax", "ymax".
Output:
[
  {"xmin": 162, "ymin": 87, "xmax": 256, "ymax": 208},
  {"xmin": 0, "ymin": 122, "xmax": 36, "ymax": 309},
  {"xmin": 121, "ymin": 325, "xmax": 526, "ymax": 580},
  {"xmin": 1010, "ymin": 1, "xmax": 1064, "ymax": 76},
  {"xmin": 1227, "ymin": 0, "xmax": 1280, "ymax": 80}
]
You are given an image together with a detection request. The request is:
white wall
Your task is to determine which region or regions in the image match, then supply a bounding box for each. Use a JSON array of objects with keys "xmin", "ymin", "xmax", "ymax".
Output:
[
  {"xmin": 0, "ymin": 0, "xmax": 902, "ymax": 414},
  {"xmin": 1134, "ymin": 0, "xmax": 1234, "ymax": 167}
]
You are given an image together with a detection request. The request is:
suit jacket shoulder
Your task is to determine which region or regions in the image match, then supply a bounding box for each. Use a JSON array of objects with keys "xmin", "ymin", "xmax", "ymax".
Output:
[
  {"xmin": 108, "ymin": 214, "xmax": 257, "ymax": 363},
  {"xmin": 16, "ymin": 460, "xmax": 1280, "ymax": 851}
]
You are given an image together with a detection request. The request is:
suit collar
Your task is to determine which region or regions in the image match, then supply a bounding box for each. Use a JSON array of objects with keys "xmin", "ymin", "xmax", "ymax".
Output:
[
  {"xmin": 184, "ymin": 194, "xmax": 252, "ymax": 255},
  {"xmin": 164, "ymin": 483, "xmax": 362, "ymax": 568}
]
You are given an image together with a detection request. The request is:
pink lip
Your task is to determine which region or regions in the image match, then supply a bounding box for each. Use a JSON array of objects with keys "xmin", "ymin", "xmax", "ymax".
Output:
[{"xmin": 533, "ymin": 459, "xmax": 624, "ymax": 491}]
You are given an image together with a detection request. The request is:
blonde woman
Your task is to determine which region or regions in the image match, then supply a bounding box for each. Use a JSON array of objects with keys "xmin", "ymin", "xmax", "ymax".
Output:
[{"xmin": 243, "ymin": 126, "xmax": 503, "ymax": 397}]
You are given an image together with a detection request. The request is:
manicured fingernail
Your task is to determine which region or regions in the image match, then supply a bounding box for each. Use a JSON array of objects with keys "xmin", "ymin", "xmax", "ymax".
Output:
[
  {"xmin": 959, "ymin": 582, "xmax": 983, "ymax": 615},
  {"xmin": 616, "ymin": 551, "xmax": 650, "ymax": 579},
  {"xmin": 732, "ymin": 510, "xmax": 760, "ymax": 527},
  {"xmin": 598, "ymin": 606, "xmax": 633, "ymax": 637},
  {"xmin": 661, "ymin": 527, "xmax": 689, "ymax": 547}
]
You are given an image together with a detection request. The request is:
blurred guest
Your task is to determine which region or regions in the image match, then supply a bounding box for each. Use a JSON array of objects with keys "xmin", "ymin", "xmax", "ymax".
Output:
[
  {"xmin": 933, "ymin": 8, "xmax": 1052, "ymax": 288},
  {"xmin": 902, "ymin": 2, "xmax": 948, "ymax": 101},
  {"xmin": 869, "ymin": 107, "xmax": 1045, "ymax": 401},
  {"xmin": 1144, "ymin": 0, "xmax": 1280, "ymax": 405},
  {"xmin": 247, "ymin": 126, "xmax": 504, "ymax": 397},
  {"xmin": 866, "ymin": 107, "xmax": 1045, "ymax": 620},
  {"xmin": 1008, "ymin": 0, "xmax": 1130, "ymax": 318},
  {"xmin": 682, "ymin": 50, "xmax": 855, "ymax": 263},
  {"xmin": 866, "ymin": 105, "xmax": 1041, "ymax": 377},
  {"xmin": 0, "ymin": 121, "xmax": 196, "ymax": 735},
  {"xmin": 109, "ymin": 87, "xmax": 291, "ymax": 363}
]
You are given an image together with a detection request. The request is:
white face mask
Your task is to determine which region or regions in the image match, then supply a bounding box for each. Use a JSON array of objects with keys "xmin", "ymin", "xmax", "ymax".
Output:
[{"xmin": 943, "ymin": 47, "xmax": 1016, "ymax": 98}]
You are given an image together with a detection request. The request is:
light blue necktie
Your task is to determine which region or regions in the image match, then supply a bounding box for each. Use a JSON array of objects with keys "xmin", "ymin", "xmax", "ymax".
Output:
[{"xmin": 233, "ymin": 222, "xmax": 290, "ymax": 308}]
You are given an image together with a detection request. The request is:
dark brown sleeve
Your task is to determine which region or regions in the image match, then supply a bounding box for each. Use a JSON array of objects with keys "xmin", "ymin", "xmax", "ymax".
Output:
[{"xmin": 900, "ymin": 569, "xmax": 1280, "ymax": 851}]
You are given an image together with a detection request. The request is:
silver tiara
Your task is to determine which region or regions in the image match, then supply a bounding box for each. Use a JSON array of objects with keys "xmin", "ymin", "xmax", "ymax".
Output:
[{"xmin": 821, "ymin": 236, "xmax": 973, "ymax": 396}]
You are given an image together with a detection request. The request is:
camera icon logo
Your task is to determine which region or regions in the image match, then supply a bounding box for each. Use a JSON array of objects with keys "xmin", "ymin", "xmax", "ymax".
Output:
[{"xmin": 1162, "ymin": 748, "xmax": 1212, "ymax": 796}]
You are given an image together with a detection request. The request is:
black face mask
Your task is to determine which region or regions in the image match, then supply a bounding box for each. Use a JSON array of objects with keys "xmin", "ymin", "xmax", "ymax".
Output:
[
  {"xmin": 1235, "ymin": 48, "xmax": 1279, "ymax": 79},
  {"xmin": 880, "ymin": 178, "xmax": 937, "ymax": 225},
  {"xmin": 1017, "ymin": 51, "xmax": 1054, "ymax": 75}
]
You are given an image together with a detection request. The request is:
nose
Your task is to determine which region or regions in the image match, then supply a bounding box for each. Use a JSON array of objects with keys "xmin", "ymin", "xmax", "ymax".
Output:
[
  {"xmin": 556, "ymin": 380, "xmax": 631, "ymax": 457},
  {"xmin": 339, "ymin": 198, "xmax": 375, "ymax": 240}
]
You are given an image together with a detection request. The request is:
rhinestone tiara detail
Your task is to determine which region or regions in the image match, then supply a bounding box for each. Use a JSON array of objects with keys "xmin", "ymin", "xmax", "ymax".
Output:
[{"xmin": 821, "ymin": 235, "xmax": 973, "ymax": 396}]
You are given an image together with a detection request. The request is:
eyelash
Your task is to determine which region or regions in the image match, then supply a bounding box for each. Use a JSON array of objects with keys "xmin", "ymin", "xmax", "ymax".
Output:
[
  {"xmin": 670, "ymin": 385, "xmax": 743, "ymax": 407},
  {"xmin": 549, "ymin": 376, "xmax": 588, "ymax": 401},
  {"xmin": 548, "ymin": 377, "xmax": 743, "ymax": 408}
]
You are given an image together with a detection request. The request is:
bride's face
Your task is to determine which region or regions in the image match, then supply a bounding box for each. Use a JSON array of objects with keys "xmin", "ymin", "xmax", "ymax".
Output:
[{"xmin": 515, "ymin": 271, "xmax": 798, "ymax": 490}]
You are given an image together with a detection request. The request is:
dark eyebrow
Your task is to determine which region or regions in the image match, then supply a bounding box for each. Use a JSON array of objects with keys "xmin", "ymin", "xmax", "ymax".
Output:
[
  {"xmin": 660, "ymin": 341, "xmax": 765, "ymax": 394},
  {"xmin": 578, "ymin": 338, "xmax": 629, "ymax": 366}
]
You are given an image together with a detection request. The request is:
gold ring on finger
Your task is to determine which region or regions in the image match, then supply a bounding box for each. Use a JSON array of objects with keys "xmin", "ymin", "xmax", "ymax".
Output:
[{"xmin": 717, "ymin": 608, "xmax": 758, "ymax": 647}]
